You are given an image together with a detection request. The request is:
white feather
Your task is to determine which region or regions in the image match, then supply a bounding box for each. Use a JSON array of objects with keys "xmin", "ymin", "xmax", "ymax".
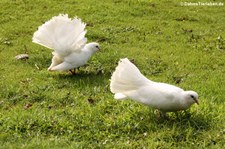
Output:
[
  {"xmin": 110, "ymin": 58, "xmax": 150, "ymax": 93},
  {"xmin": 33, "ymin": 14, "xmax": 86, "ymax": 57},
  {"xmin": 110, "ymin": 58, "xmax": 199, "ymax": 112},
  {"xmin": 32, "ymin": 14, "xmax": 100, "ymax": 72}
]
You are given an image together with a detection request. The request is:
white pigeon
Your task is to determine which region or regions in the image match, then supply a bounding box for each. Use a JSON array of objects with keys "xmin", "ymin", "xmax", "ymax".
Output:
[
  {"xmin": 110, "ymin": 58, "xmax": 199, "ymax": 113},
  {"xmin": 32, "ymin": 14, "xmax": 100, "ymax": 73}
]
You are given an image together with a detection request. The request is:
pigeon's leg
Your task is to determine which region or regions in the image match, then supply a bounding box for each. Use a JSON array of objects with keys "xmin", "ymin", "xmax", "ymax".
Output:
[
  {"xmin": 155, "ymin": 110, "xmax": 169, "ymax": 119},
  {"xmin": 69, "ymin": 69, "xmax": 76, "ymax": 75},
  {"xmin": 69, "ymin": 67, "xmax": 80, "ymax": 75}
]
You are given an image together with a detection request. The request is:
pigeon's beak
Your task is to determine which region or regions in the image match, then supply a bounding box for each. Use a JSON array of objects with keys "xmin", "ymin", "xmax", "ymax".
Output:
[
  {"xmin": 194, "ymin": 98, "xmax": 199, "ymax": 105},
  {"xmin": 97, "ymin": 47, "xmax": 101, "ymax": 52}
]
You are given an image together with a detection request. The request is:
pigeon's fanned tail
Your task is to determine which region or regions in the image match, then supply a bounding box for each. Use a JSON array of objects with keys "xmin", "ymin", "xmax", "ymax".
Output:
[
  {"xmin": 110, "ymin": 58, "xmax": 150, "ymax": 97},
  {"xmin": 32, "ymin": 14, "xmax": 87, "ymax": 57}
]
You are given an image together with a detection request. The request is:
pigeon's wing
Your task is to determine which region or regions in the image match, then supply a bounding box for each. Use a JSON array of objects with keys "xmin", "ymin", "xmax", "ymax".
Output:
[
  {"xmin": 32, "ymin": 14, "xmax": 87, "ymax": 57},
  {"xmin": 125, "ymin": 83, "xmax": 183, "ymax": 108},
  {"xmin": 141, "ymin": 82, "xmax": 184, "ymax": 103},
  {"xmin": 153, "ymin": 82, "xmax": 184, "ymax": 94}
]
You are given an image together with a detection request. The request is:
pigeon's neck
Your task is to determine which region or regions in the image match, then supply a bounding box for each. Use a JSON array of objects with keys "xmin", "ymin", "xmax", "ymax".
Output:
[
  {"xmin": 79, "ymin": 50, "xmax": 93, "ymax": 62},
  {"xmin": 82, "ymin": 44, "xmax": 96, "ymax": 55}
]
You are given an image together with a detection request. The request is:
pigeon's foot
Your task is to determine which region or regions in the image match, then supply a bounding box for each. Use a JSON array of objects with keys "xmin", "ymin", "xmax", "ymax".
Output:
[{"xmin": 69, "ymin": 69, "xmax": 76, "ymax": 75}]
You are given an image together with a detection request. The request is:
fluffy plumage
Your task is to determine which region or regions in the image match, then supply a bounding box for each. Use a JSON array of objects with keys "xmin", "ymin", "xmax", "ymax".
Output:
[
  {"xmin": 32, "ymin": 14, "xmax": 100, "ymax": 72},
  {"xmin": 110, "ymin": 58, "xmax": 199, "ymax": 112}
]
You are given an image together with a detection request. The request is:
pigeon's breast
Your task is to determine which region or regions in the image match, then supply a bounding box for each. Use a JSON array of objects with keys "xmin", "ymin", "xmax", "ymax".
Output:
[{"xmin": 64, "ymin": 52, "xmax": 90, "ymax": 67}]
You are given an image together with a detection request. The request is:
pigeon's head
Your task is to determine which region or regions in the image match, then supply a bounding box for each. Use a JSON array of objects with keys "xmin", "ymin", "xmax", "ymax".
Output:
[
  {"xmin": 184, "ymin": 91, "xmax": 199, "ymax": 106},
  {"xmin": 87, "ymin": 42, "xmax": 100, "ymax": 52}
]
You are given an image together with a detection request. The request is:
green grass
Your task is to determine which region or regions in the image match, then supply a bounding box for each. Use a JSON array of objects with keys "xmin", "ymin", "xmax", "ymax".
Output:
[{"xmin": 0, "ymin": 0, "xmax": 225, "ymax": 148}]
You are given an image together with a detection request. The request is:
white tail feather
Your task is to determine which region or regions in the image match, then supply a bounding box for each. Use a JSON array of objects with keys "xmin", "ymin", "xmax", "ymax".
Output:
[
  {"xmin": 110, "ymin": 58, "xmax": 150, "ymax": 95},
  {"xmin": 49, "ymin": 61, "xmax": 74, "ymax": 71},
  {"xmin": 32, "ymin": 14, "xmax": 87, "ymax": 57},
  {"xmin": 114, "ymin": 93, "xmax": 127, "ymax": 100}
]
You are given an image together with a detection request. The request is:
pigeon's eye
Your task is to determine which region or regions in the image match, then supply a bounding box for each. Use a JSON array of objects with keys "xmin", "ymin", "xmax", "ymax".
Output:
[
  {"xmin": 190, "ymin": 95, "xmax": 195, "ymax": 99},
  {"xmin": 95, "ymin": 45, "xmax": 99, "ymax": 48}
]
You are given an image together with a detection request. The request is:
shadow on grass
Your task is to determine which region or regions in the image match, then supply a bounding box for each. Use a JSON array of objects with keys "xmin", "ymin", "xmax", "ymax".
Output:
[
  {"xmin": 121, "ymin": 109, "xmax": 211, "ymax": 142},
  {"xmin": 53, "ymin": 70, "xmax": 111, "ymax": 83},
  {"xmin": 137, "ymin": 110, "xmax": 210, "ymax": 131}
]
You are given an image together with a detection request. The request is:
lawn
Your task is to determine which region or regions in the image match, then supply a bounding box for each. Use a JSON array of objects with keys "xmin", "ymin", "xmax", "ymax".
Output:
[{"xmin": 0, "ymin": 0, "xmax": 225, "ymax": 148}]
